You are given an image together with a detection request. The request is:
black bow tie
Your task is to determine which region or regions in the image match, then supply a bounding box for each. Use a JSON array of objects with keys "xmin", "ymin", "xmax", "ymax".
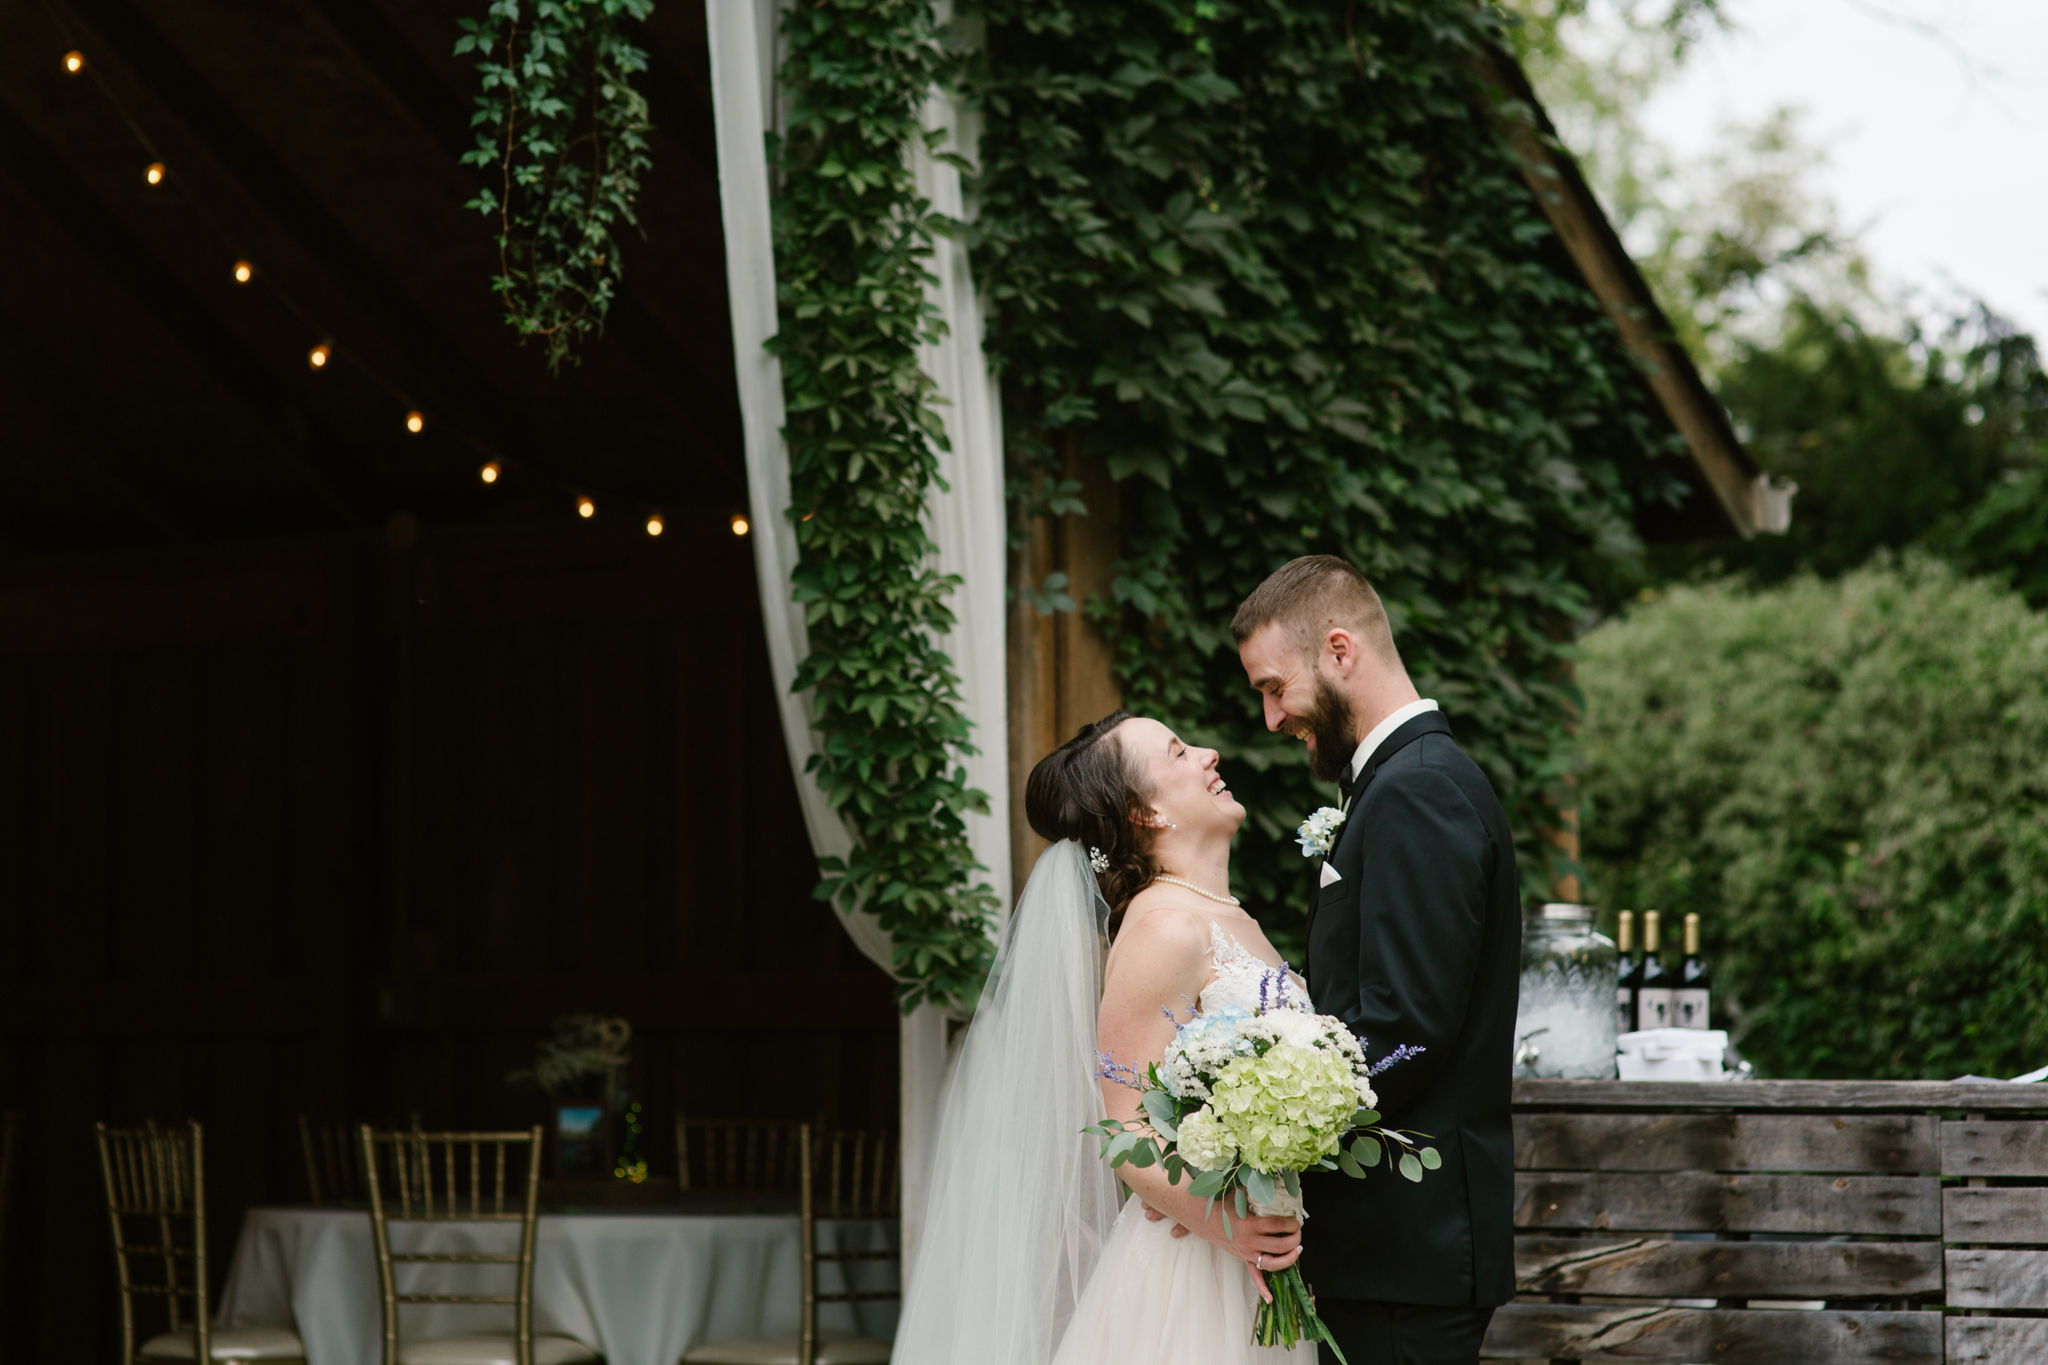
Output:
[{"xmin": 1338, "ymin": 767, "xmax": 1357, "ymax": 805}]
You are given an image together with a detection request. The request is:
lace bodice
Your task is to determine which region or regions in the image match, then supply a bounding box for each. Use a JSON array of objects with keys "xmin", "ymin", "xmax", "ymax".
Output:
[{"xmin": 1199, "ymin": 922, "xmax": 1309, "ymax": 1013}]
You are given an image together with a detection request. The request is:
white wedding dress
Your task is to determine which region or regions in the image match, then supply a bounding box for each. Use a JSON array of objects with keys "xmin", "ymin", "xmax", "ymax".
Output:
[
  {"xmin": 890, "ymin": 843, "xmax": 1304, "ymax": 1365},
  {"xmin": 1047, "ymin": 923, "xmax": 1300, "ymax": 1363}
]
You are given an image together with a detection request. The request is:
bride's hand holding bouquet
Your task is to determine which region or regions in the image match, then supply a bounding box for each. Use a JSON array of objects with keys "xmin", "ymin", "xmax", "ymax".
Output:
[{"xmin": 1091, "ymin": 966, "xmax": 1435, "ymax": 1364}]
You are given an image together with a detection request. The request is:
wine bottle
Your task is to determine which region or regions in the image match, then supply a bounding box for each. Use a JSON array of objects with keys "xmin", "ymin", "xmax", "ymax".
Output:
[
  {"xmin": 1676, "ymin": 912, "xmax": 1712, "ymax": 1029},
  {"xmin": 1637, "ymin": 910, "xmax": 1675, "ymax": 1030},
  {"xmin": 1615, "ymin": 910, "xmax": 1640, "ymax": 1036}
]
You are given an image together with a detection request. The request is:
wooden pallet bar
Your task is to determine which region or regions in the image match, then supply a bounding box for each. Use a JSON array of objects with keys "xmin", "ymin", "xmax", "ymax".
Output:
[{"xmin": 1487, "ymin": 1079, "xmax": 2048, "ymax": 1364}]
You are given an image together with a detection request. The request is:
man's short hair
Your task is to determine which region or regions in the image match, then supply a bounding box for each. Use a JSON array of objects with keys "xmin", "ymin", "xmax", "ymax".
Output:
[{"xmin": 1231, "ymin": 555, "xmax": 1400, "ymax": 664}]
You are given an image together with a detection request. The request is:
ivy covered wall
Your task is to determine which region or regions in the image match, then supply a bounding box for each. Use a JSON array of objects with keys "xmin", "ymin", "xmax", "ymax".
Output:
[{"xmin": 968, "ymin": 0, "xmax": 1698, "ymax": 948}]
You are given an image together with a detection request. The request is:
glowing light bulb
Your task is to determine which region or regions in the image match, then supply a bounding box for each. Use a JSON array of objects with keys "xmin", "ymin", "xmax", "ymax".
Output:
[
  {"xmin": 63, "ymin": 51, "xmax": 85, "ymax": 74},
  {"xmin": 307, "ymin": 342, "xmax": 331, "ymax": 370},
  {"xmin": 144, "ymin": 162, "xmax": 165, "ymax": 186},
  {"xmin": 577, "ymin": 497, "xmax": 595, "ymax": 519},
  {"xmin": 479, "ymin": 462, "xmax": 501, "ymax": 484},
  {"xmin": 405, "ymin": 410, "xmax": 424, "ymax": 434},
  {"xmin": 232, "ymin": 260, "xmax": 253, "ymax": 284},
  {"xmin": 730, "ymin": 513, "xmax": 750, "ymax": 537},
  {"xmin": 644, "ymin": 514, "xmax": 664, "ymax": 537}
]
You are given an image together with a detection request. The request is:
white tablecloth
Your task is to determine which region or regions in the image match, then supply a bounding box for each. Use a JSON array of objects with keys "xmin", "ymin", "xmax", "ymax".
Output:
[{"xmin": 217, "ymin": 1207, "xmax": 900, "ymax": 1365}]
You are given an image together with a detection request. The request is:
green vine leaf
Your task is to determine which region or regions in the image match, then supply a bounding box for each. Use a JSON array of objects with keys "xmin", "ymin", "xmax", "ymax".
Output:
[
  {"xmin": 454, "ymin": 0, "xmax": 655, "ymax": 372},
  {"xmin": 967, "ymin": 0, "xmax": 1691, "ymax": 958},
  {"xmin": 773, "ymin": 0, "xmax": 998, "ymax": 1014}
]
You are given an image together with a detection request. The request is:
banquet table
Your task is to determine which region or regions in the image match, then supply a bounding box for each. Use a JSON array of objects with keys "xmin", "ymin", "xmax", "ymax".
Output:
[{"xmin": 216, "ymin": 1206, "xmax": 900, "ymax": 1365}]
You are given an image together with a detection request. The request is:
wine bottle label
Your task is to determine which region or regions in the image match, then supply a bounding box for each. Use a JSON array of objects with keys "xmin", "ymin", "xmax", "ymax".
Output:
[
  {"xmin": 1617, "ymin": 988, "xmax": 1634, "ymax": 1036},
  {"xmin": 1674, "ymin": 988, "xmax": 1711, "ymax": 1030},
  {"xmin": 1636, "ymin": 987, "xmax": 1675, "ymax": 1030}
]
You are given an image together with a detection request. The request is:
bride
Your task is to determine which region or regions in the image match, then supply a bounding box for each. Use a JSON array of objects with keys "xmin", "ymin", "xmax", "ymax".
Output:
[{"xmin": 892, "ymin": 710, "xmax": 1307, "ymax": 1363}]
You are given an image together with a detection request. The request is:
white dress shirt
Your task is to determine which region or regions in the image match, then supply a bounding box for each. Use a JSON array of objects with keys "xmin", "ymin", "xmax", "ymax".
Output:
[{"xmin": 1343, "ymin": 698, "xmax": 1441, "ymax": 792}]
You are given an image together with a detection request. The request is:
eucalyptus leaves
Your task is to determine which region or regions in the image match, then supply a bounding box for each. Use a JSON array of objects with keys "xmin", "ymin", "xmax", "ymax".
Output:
[{"xmin": 455, "ymin": 0, "xmax": 654, "ymax": 371}]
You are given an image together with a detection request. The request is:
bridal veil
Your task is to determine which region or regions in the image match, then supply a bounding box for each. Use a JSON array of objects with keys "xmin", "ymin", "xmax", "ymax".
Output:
[{"xmin": 891, "ymin": 839, "xmax": 1121, "ymax": 1364}]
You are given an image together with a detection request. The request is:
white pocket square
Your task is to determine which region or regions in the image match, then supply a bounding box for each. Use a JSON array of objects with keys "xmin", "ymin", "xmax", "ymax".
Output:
[{"xmin": 1319, "ymin": 862, "xmax": 1344, "ymax": 888}]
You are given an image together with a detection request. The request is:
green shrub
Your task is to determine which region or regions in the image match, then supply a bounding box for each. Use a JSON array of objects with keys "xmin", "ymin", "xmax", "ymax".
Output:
[{"xmin": 1579, "ymin": 558, "xmax": 2048, "ymax": 1080}]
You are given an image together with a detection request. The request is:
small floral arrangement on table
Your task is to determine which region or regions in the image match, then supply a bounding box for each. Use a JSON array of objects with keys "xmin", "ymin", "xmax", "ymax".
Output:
[{"xmin": 1088, "ymin": 968, "xmax": 1434, "ymax": 1363}]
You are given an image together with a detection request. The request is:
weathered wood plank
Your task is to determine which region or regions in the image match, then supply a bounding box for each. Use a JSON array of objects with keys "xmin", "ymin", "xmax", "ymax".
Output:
[
  {"xmin": 1515, "ymin": 1112, "xmax": 1937, "ymax": 1173},
  {"xmin": 1515, "ymin": 1172, "xmax": 1940, "ymax": 1235},
  {"xmin": 1946, "ymin": 1316, "xmax": 2048, "ymax": 1365},
  {"xmin": 1480, "ymin": 1303, "xmax": 1941, "ymax": 1364},
  {"xmin": 1513, "ymin": 1079, "xmax": 2048, "ymax": 1114},
  {"xmin": 1941, "ymin": 1120, "xmax": 2048, "ymax": 1177},
  {"xmin": 1517, "ymin": 1237, "xmax": 1942, "ymax": 1299},
  {"xmin": 1943, "ymin": 1188, "xmax": 2048, "ymax": 1245},
  {"xmin": 1947, "ymin": 1250, "xmax": 2048, "ymax": 1308}
]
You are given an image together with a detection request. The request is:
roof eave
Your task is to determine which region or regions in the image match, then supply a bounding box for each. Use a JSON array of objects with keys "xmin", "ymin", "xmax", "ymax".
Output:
[{"xmin": 1466, "ymin": 42, "xmax": 1790, "ymax": 541}]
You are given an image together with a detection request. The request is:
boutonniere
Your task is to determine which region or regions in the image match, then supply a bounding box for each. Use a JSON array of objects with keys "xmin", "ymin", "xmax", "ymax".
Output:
[{"xmin": 1296, "ymin": 806, "xmax": 1346, "ymax": 859}]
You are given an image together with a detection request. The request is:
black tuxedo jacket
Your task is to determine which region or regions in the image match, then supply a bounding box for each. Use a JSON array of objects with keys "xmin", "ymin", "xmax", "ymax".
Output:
[{"xmin": 1299, "ymin": 711, "xmax": 1520, "ymax": 1307}]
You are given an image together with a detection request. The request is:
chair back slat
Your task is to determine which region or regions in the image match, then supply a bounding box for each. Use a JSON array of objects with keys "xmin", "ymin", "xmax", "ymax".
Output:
[
  {"xmin": 358, "ymin": 1125, "xmax": 545, "ymax": 1365},
  {"xmin": 675, "ymin": 1117, "xmax": 810, "ymax": 1194},
  {"xmin": 299, "ymin": 1115, "xmax": 374, "ymax": 1205},
  {"xmin": 808, "ymin": 1129, "xmax": 903, "ymax": 1348},
  {"xmin": 97, "ymin": 1120, "xmax": 211, "ymax": 1365}
]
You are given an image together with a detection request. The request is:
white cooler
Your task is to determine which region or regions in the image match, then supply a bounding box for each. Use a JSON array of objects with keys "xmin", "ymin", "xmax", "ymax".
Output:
[{"xmin": 1618, "ymin": 1028, "xmax": 1728, "ymax": 1081}]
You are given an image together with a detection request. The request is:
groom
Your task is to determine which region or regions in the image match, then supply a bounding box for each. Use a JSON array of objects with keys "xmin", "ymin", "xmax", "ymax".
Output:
[{"xmin": 1233, "ymin": 555, "xmax": 1519, "ymax": 1365}]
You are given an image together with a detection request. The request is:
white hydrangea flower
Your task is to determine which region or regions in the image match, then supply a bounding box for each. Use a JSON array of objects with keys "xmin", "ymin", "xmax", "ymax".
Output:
[{"xmin": 1175, "ymin": 1105, "xmax": 1238, "ymax": 1172}]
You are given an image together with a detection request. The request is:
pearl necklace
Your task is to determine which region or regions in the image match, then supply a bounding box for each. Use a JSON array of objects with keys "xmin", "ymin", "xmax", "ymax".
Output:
[{"xmin": 1152, "ymin": 874, "xmax": 1240, "ymax": 907}]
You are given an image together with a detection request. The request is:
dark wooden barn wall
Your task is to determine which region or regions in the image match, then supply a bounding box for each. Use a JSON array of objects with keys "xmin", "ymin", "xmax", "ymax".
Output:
[{"xmin": 0, "ymin": 527, "xmax": 896, "ymax": 1364}]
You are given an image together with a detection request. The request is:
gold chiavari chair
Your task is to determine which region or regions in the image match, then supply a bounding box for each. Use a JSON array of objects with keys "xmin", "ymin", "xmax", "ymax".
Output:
[
  {"xmin": 97, "ymin": 1121, "xmax": 307, "ymax": 1365},
  {"xmin": 673, "ymin": 1117, "xmax": 809, "ymax": 1195},
  {"xmin": 297, "ymin": 1115, "xmax": 371, "ymax": 1205},
  {"xmin": 682, "ymin": 1127, "xmax": 900, "ymax": 1365},
  {"xmin": 358, "ymin": 1125, "xmax": 600, "ymax": 1365}
]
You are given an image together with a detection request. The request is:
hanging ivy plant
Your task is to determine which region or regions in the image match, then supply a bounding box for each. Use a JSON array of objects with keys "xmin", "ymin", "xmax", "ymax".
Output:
[
  {"xmin": 455, "ymin": 0, "xmax": 654, "ymax": 372},
  {"xmin": 965, "ymin": 0, "xmax": 1693, "ymax": 956},
  {"xmin": 771, "ymin": 0, "xmax": 1000, "ymax": 1013}
]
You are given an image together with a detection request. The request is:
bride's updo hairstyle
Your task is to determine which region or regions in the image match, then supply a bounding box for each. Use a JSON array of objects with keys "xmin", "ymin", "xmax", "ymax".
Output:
[{"xmin": 1024, "ymin": 709, "xmax": 1160, "ymax": 936}]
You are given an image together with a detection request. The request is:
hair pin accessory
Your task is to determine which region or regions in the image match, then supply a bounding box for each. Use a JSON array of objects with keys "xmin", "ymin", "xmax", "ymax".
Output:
[{"xmin": 1088, "ymin": 846, "xmax": 1110, "ymax": 874}]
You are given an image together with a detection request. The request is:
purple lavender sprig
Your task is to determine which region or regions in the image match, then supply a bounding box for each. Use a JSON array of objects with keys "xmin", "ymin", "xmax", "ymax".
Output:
[
  {"xmin": 1255, "ymin": 963, "xmax": 1297, "ymax": 1014},
  {"xmin": 1370, "ymin": 1042, "xmax": 1427, "ymax": 1077},
  {"xmin": 1096, "ymin": 1051, "xmax": 1143, "ymax": 1089}
]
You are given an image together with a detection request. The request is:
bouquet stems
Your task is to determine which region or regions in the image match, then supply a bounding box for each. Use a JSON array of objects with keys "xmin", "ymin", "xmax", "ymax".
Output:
[{"xmin": 1254, "ymin": 1265, "xmax": 1347, "ymax": 1363}]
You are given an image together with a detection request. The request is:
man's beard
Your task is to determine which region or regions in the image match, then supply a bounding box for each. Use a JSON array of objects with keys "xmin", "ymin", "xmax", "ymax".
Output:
[{"xmin": 1302, "ymin": 675, "xmax": 1359, "ymax": 784}]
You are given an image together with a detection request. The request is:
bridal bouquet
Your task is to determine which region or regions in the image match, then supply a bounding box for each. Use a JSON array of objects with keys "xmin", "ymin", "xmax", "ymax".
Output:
[{"xmin": 1088, "ymin": 970, "xmax": 1433, "ymax": 1363}]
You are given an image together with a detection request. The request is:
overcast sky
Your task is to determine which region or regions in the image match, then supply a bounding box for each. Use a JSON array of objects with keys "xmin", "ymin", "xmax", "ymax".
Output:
[{"xmin": 1639, "ymin": 0, "xmax": 2048, "ymax": 342}]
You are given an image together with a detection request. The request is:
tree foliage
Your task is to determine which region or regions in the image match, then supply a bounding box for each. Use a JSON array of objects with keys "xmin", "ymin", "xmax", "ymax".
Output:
[
  {"xmin": 1706, "ymin": 299, "xmax": 2048, "ymax": 583},
  {"xmin": 967, "ymin": 0, "xmax": 1696, "ymax": 951},
  {"xmin": 772, "ymin": 0, "xmax": 998, "ymax": 1012},
  {"xmin": 456, "ymin": 0, "xmax": 655, "ymax": 372},
  {"xmin": 1502, "ymin": 0, "xmax": 1866, "ymax": 370},
  {"xmin": 1579, "ymin": 560, "xmax": 2048, "ymax": 1080}
]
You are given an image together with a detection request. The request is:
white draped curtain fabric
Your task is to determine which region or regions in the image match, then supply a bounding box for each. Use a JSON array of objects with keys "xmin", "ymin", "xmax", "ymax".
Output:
[{"xmin": 704, "ymin": 0, "xmax": 1011, "ymax": 1287}]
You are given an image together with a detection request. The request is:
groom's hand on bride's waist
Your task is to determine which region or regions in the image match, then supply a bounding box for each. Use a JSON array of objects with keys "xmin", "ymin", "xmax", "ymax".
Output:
[
  {"xmin": 1141, "ymin": 1201, "xmax": 1190, "ymax": 1237},
  {"xmin": 1143, "ymin": 1202, "xmax": 1303, "ymax": 1302},
  {"xmin": 1140, "ymin": 1202, "xmax": 1298, "ymax": 1242},
  {"xmin": 1146, "ymin": 1203, "xmax": 1302, "ymax": 1285}
]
